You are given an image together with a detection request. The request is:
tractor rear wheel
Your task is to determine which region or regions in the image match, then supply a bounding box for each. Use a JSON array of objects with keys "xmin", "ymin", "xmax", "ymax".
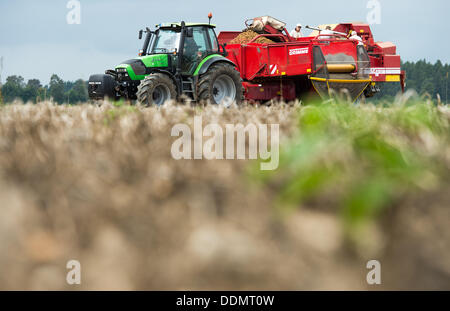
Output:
[
  {"xmin": 137, "ymin": 73, "xmax": 177, "ymax": 106},
  {"xmin": 198, "ymin": 63, "xmax": 243, "ymax": 106}
]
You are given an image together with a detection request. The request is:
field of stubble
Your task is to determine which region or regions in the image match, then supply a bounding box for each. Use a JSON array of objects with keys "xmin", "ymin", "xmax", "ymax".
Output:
[{"xmin": 0, "ymin": 99, "xmax": 449, "ymax": 290}]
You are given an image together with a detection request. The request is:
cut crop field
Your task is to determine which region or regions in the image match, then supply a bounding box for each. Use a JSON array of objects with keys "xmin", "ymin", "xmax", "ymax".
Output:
[{"xmin": 0, "ymin": 99, "xmax": 449, "ymax": 290}]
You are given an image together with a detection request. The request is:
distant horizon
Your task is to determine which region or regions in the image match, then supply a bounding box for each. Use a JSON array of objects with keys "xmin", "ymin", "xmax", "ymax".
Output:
[{"xmin": 1, "ymin": 58, "xmax": 448, "ymax": 86}]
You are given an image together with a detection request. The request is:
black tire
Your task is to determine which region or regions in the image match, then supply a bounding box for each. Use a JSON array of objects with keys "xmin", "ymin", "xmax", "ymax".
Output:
[
  {"xmin": 136, "ymin": 73, "xmax": 177, "ymax": 106},
  {"xmin": 198, "ymin": 63, "xmax": 244, "ymax": 106}
]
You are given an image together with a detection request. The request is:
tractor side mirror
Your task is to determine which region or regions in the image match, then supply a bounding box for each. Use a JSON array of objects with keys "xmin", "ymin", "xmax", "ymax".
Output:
[
  {"xmin": 186, "ymin": 28, "xmax": 193, "ymax": 38},
  {"xmin": 139, "ymin": 30, "xmax": 143, "ymax": 40}
]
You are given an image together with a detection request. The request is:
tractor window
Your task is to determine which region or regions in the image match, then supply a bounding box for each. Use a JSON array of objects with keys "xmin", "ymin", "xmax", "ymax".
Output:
[
  {"xmin": 207, "ymin": 28, "xmax": 219, "ymax": 52},
  {"xmin": 182, "ymin": 27, "xmax": 211, "ymax": 74},
  {"xmin": 191, "ymin": 27, "xmax": 210, "ymax": 52},
  {"xmin": 151, "ymin": 29, "xmax": 180, "ymax": 53}
]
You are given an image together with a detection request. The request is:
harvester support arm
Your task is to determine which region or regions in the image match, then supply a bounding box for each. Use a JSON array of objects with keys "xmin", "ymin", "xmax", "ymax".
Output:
[{"xmin": 306, "ymin": 25, "xmax": 348, "ymax": 37}]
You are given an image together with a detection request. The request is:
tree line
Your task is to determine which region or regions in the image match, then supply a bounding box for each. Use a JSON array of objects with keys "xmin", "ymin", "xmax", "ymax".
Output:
[
  {"xmin": 0, "ymin": 60, "xmax": 448, "ymax": 104},
  {"xmin": 0, "ymin": 74, "xmax": 88, "ymax": 105},
  {"xmin": 369, "ymin": 60, "xmax": 449, "ymax": 102}
]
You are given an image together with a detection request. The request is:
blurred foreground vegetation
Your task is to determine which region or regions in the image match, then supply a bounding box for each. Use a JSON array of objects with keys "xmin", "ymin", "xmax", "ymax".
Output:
[
  {"xmin": 0, "ymin": 98, "xmax": 448, "ymax": 289},
  {"xmin": 254, "ymin": 99, "xmax": 449, "ymax": 237}
]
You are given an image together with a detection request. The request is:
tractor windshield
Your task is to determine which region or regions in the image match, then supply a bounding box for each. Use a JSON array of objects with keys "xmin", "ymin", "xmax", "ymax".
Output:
[{"xmin": 150, "ymin": 29, "xmax": 180, "ymax": 53}]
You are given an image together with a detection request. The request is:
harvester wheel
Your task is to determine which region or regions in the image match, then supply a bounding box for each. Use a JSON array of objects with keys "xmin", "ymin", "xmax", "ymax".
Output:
[
  {"xmin": 198, "ymin": 63, "xmax": 243, "ymax": 106},
  {"xmin": 137, "ymin": 73, "xmax": 176, "ymax": 106}
]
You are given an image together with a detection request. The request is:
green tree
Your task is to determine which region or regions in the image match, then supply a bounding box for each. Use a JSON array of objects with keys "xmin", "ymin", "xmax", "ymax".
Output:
[
  {"xmin": 64, "ymin": 81, "xmax": 75, "ymax": 93},
  {"xmin": 22, "ymin": 79, "xmax": 42, "ymax": 103},
  {"xmin": 1, "ymin": 75, "xmax": 25, "ymax": 103},
  {"xmin": 48, "ymin": 74, "xmax": 65, "ymax": 104},
  {"xmin": 420, "ymin": 78, "xmax": 435, "ymax": 96},
  {"xmin": 67, "ymin": 79, "xmax": 88, "ymax": 104}
]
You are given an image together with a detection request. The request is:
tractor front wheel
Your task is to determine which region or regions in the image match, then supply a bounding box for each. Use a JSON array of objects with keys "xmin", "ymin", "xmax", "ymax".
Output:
[
  {"xmin": 137, "ymin": 73, "xmax": 177, "ymax": 106},
  {"xmin": 198, "ymin": 63, "xmax": 243, "ymax": 106}
]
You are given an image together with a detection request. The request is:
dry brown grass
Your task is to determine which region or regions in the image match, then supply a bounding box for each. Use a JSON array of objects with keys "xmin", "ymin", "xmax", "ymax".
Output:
[{"xmin": 0, "ymin": 101, "xmax": 448, "ymax": 290}]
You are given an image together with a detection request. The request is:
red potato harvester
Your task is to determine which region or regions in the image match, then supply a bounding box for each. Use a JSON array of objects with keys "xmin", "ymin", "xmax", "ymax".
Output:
[{"xmin": 218, "ymin": 17, "xmax": 405, "ymax": 102}]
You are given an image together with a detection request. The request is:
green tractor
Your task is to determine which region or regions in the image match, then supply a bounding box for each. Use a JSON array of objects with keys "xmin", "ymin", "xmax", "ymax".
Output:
[{"xmin": 88, "ymin": 21, "xmax": 243, "ymax": 106}]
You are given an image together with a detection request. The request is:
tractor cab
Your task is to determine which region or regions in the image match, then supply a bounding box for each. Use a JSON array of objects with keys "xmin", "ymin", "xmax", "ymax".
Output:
[{"xmin": 141, "ymin": 23, "xmax": 220, "ymax": 75}]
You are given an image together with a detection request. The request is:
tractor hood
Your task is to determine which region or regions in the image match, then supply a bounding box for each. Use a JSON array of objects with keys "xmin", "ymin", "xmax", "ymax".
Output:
[{"xmin": 115, "ymin": 54, "xmax": 170, "ymax": 80}]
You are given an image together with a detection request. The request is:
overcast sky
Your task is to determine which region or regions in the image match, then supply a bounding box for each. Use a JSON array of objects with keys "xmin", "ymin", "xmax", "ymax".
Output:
[{"xmin": 0, "ymin": 0, "xmax": 449, "ymax": 84}]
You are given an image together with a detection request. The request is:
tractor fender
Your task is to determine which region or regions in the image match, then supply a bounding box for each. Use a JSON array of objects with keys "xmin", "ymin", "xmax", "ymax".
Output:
[{"xmin": 195, "ymin": 55, "xmax": 236, "ymax": 76}]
